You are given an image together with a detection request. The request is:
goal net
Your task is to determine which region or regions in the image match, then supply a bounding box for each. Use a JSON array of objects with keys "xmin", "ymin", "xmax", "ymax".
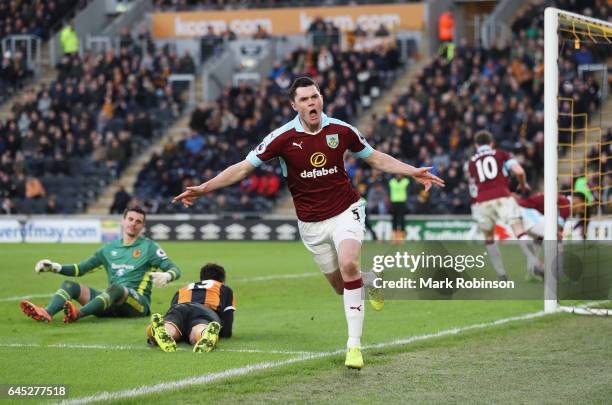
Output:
[{"xmin": 544, "ymin": 7, "xmax": 611, "ymax": 315}]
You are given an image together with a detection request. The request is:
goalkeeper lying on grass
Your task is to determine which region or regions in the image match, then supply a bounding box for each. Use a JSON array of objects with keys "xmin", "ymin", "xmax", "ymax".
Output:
[
  {"xmin": 20, "ymin": 206, "xmax": 180, "ymax": 323},
  {"xmin": 146, "ymin": 263, "xmax": 235, "ymax": 353}
]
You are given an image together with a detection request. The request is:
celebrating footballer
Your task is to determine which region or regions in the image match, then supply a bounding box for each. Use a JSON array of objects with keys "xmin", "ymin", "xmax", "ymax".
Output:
[{"xmin": 173, "ymin": 77, "xmax": 444, "ymax": 369}]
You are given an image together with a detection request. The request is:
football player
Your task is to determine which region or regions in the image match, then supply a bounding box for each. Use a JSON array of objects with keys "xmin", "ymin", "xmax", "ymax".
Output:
[
  {"xmin": 147, "ymin": 263, "xmax": 235, "ymax": 353},
  {"xmin": 467, "ymin": 131, "xmax": 541, "ymax": 280},
  {"xmin": 20, "ymin": 206, "xmax": 180, "ymax": 323}
]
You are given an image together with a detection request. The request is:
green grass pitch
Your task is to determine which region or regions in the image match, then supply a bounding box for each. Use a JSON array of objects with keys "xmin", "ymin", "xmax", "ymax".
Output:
[{"xmin": 0, "ymin": 242, "xmax": 610, "ymax": 404}]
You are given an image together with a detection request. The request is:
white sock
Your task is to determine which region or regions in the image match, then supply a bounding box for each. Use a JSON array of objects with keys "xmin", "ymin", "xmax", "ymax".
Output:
[
  {"xmin": 556, "ymin": 242, "xmax": 565, "ymax": 278},
  {"xmin": 361, "ymin": 271, "xmax": 378, "ymax": 288},
  {"xmin": 486, "ymin": 242, "xmax": 507, "ymax": 278},
  {"xmin": 344, "ymin": 278, "xmax": 364, "ymax": 348},
  {"xmin": 518, "ymin": 233, "xmax": 540, "ymax": 268},
  {"xmin": 528, "ymin": 241, "xmax": 540, "ymax": 258}
]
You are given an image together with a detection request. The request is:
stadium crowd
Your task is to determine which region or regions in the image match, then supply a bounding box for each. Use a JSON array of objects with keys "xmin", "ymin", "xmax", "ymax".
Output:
[
  {"xmin": 140, "ymin": 0, "xmax": 610, "ymax": 216},
  {"xmin": 0, "ymin": 29, "xmax": 196, "ymax": 214},
  {"xmin": 134, "ymin": 25, "xmax": 402, "ymax": 213},
  {"xmin": 1, "ymin": 0, "xmax": 610, "ymax": 216},
  {"xmin": 0, "ymin": 0, "xmax": 87, "ymax": 101},
  {"xmin": 350, "ymin": 0, "xmax": 611, "ymax": 216}
]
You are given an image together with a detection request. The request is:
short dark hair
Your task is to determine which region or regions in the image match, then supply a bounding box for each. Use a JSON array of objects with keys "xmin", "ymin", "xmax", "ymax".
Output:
[
  {"xmin": 288, "ymin": 76, "xmax": 320, "ymax": 101},
  {"xmin": 474, "ymin": 130, "xmax": 493, "ymax": 146},
  {"xmin": 123, "ymin": 205, "xmax": 146, "ymax": 221},
  {"xmin": 572, "ymin": 191, "xmax": 587, "ymax": 203},
  {"xmin": 200, "ymin": 263, "xmax": 226, "ymax": 283}
]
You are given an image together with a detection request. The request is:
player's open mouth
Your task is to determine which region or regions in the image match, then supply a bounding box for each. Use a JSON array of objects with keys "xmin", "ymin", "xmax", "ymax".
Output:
[{"xmin": 308, "ymin": 109, "xmax": 318, "ymax": 119}]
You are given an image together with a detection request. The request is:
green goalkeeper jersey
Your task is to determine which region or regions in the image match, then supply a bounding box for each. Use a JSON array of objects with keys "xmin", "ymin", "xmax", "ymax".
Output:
[{"xmin": 59, "ymin": 236, "xmax": 180, "ymax": 305}]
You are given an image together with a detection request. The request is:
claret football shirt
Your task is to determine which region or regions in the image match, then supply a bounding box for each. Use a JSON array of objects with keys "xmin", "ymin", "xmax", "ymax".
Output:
[{"xmin": 247, "ymin": 113, "xmax": 373, "ymax": 222}]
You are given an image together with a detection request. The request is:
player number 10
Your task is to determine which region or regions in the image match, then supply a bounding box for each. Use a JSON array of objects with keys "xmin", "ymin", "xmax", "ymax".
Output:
[{"xmin": 476, "ymin": 156, "xmax": 498, "ymax": 182}]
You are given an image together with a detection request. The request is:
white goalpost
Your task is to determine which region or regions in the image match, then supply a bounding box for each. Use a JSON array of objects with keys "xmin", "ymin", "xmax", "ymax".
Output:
[{"xmin": 544, "ymin": 7, "xmax": 611, "ymax": 316}]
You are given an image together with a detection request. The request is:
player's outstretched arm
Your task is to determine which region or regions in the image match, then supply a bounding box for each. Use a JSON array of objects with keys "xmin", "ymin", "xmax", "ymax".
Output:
[
  {"xmin": 510, "ymin": 162, "xmax": 530, "ymax": 193},
  {"xmin": 364, "ymin": 150, "xmax": 445, "ymax": 191},
  {"xmin": 35, "ymin": 253, "xmax": 102, "ymax": 277},
  {"xmin": 172, "ymin": 159, "xmax": 256, "ymax": 207}
]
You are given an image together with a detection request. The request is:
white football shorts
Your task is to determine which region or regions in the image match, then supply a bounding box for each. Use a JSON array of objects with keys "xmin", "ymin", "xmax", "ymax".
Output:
[
  {"xmin": 521, "ymin": 207, "xmax": 545, "ymax": 238},
  {"xmin": 298, "ymin": 200, "xmax": 366, "ymax": 274},
  {"xmin": 471, "ymin": 196, "xmax": 522, "ymax": 233}
]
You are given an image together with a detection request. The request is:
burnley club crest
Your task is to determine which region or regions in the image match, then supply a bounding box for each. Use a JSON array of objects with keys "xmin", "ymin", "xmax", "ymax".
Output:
[{"xmin": 326, "ymin": 134, "xmax": 339, "ymax": 149}]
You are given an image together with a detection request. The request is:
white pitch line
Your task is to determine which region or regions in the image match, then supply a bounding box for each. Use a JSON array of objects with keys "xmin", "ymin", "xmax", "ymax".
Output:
[
  {"xmin": 56, "ymin": 351, "xmax": 334, "ymax": 405},
  {"xmin": 0, "ymin": 293, "xmax": 52, "ymax": 303},
  {"xmin": 0, "ymin": 342, "xmax": 315, "ymax": 356},
  {"xmin": 0, "ymin": 343, "xmax": 148, "ymax": 351},
  {"xmin": 55, "ymin": 309, "xmax": 548, "ymax": 405},
  {"xmin": 219, "ymin": 348, "xmax": 316, "ymax": 355},
  {"xmin": 234, "ymin": 273, "xmax": 318, "ymax": 282},
  {"xmin": 364, "ymin": 310, "xmax": 546, "ymax": 351}
]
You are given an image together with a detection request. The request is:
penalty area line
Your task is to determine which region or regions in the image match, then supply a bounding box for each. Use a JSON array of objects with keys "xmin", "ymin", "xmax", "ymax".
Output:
[
  {"xmin": 55, "ymin": 310, "xmax": 548, "ymax": 405},
  {"xmin": 0, "ymin": 342, "xmax": 316, "ymax": 356},
  {"xmin": 234, "ymin": 272, "xmax": 318, "ymax": 282},
  {"xmin": 0, "ymin": 293, "xmax": 52, "ymax": 303}
]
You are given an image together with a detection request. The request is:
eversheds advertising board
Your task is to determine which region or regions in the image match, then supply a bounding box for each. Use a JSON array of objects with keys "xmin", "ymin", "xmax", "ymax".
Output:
[
  {"xmin": 0, "ymin": 219, "xmax": 21, "ymax": 242},
  {"xmin": 0, "ymin": 219, "xmax": 101, "ymax": 243},
  {"xmin": 369, "ymin": 218, "xmax": 476, "ymax": 241}
]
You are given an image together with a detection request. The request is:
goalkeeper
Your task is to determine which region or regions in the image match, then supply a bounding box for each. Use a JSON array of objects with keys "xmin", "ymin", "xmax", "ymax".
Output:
[
  {"xmin": 20, "ymin": 206, "xmax": 181, "ymax": 323},
  {"xmin": 146, "ymin": 263, "xmax": 235, "ymax": 353}
]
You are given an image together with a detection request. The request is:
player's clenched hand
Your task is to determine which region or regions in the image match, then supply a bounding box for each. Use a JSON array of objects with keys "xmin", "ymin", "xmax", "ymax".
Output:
[
  {"xmin": 410, "ymin": 167, "xmax": 445, "ymax": 192},
  {"xmin": 171, "ymin": 183, "xmax": 209, "ymax": 207},
  {"xmin": 35, "ymin": 259, "xmax": 61, "ymax": 274},
  {"xmin": 519, "ymin": 182, "xmax": 531, "ymax": 193},
  {"xmin": 151, "ymin": 272, "xmax": 172, "ymax": 288}
]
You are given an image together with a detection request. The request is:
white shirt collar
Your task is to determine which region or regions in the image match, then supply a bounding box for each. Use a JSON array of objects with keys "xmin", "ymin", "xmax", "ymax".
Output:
[{"xmin": 293, "ymin": 112, "xmax": 331, "ymax": 134}]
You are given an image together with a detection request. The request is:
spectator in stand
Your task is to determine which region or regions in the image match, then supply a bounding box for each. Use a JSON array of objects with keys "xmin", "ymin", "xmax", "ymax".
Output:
[
  {"xmin": 184, "ymin": 130, "xmax": 205, "ymax": 155},
  {"xmin": 25, "ymin": 176, "xmax": 46, "ymax": 199},
  {"xmin": 367, "ymin": 182, "xmax": 389, "ymax": 215},
  {"xmin": 45, "ymin": 195, "xmax": 62, "ymax": 214},
  {"xmin": 0, "ymin": 51, "xmax": 15, "ymax": 90},
  {"xmin": 375, "ymin": 24, "xmax": 390, "ymax": 37},
  {"xmin": 308, "ymin": 17, "xmax": 326, "ymax": 48},
  {"xmin": 389, "ymin": 175, "xmax": 409, "ymax": 241},
  {"xmin": 110, "ymin": 185, "xmax": 132, "ymax": 214},
  {"xmin": 239, "ymin": 194, "xmax": 254, "ymax": 211},
  {"xmin": 317, "ymin": 46, "xmax": 334, "ymax": 73},
  {"xmin": 353, "ymin": 24, "xmax": 366, "ymax": 37},
  {"xmin": 200, "ymin": 27, "xmax": 221, "ymax": 63},
  {"xmin": 59, "ymin": 20, "xmax": 79, "ymax": 56},
  {"xmin": 221, "ymin": 28, "xmax": 237, "ymax": 41},
  {"xmin": 179, "ymin": 50, "xmax": 196, "ymax": 74},
  {"xmin": 437, "ymin": 10, "xmax": 455, "ymax": 61},
  {"xmin": 189, "ymin": 102, "xmax": 211, "ymax": 135},
  {"xmin": 240, "ymin": 172, "xmax": 260, "ymax": 195},
  {"xmin": 258, "ymin": 169, "xmax": 280, "ymax": 201},
  {"xmin": 212, "ymin": 194, "xmax": 228, "ymax": 214},
  {"xmin": 253, "ymin": 25, "xmax": 270, "ymax": 39},
  {"xmin": 1, "ymin": 197, "xmax": 15, "ymax": 214}
]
